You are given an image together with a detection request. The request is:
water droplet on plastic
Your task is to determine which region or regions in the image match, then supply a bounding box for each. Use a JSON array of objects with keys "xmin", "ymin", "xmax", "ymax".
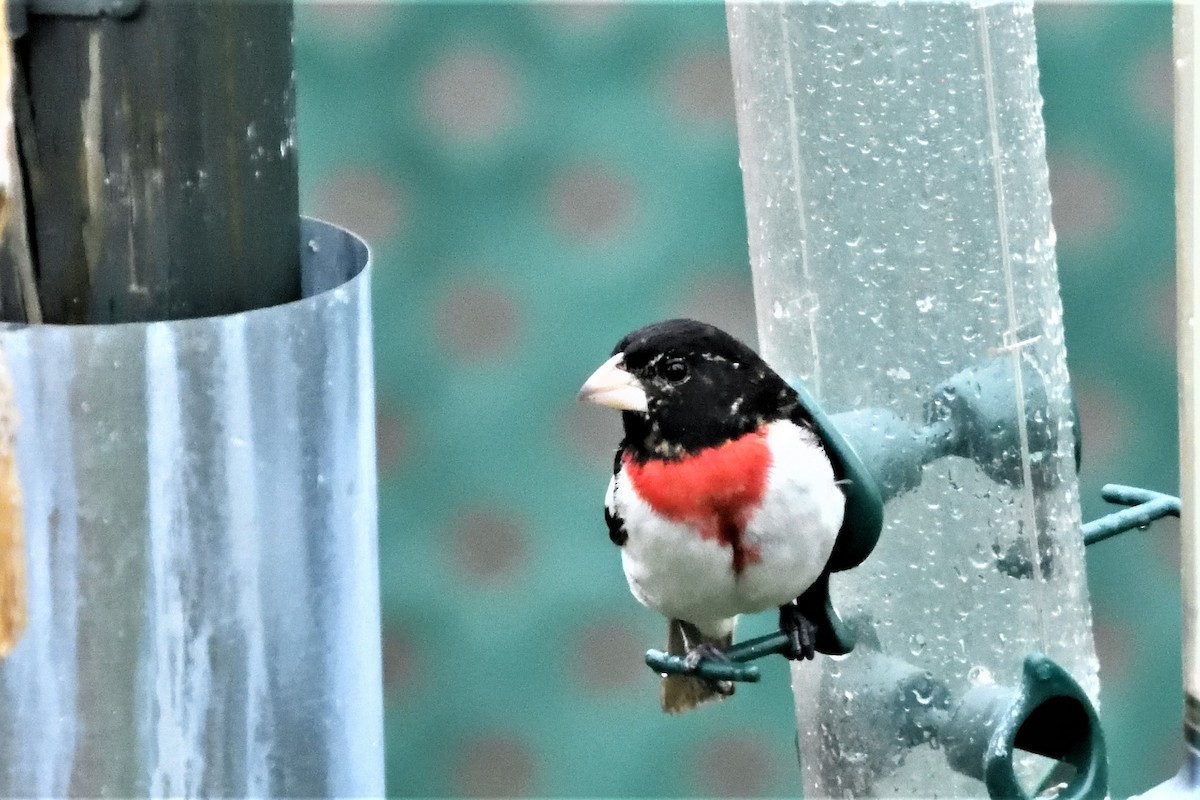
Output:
[
  {"xmin": 968, "ymin": 546, "xmax": 994, "ymax": 570},
  {"xmin": 968, "ymin": 665, "xmax": 995, "ymax": 686}
]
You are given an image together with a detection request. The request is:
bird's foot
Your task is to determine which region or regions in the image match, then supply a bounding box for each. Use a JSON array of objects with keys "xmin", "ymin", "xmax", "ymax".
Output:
[
  {"xmin": 682, "ymin": 642, "xmax": 728, "ymax": 670},
  {"xmin": 682, "ymin": 643, "xmax": 736, "ymax": 696},
  {"xmin": 779, "ymin": 604, "xmax": 818, "ymax": 661}
]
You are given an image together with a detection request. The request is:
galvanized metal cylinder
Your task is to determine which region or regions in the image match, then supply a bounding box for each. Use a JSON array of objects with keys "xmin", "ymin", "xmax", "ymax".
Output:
[{"xmin": 0, "ymin": 218, "xmax": 383, "ymax": 796}]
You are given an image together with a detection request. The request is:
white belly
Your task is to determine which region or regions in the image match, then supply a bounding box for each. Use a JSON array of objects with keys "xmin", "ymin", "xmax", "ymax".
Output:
[{"xmin": 614, "ymin": 421, "xmax": 844, "ymax": 636}]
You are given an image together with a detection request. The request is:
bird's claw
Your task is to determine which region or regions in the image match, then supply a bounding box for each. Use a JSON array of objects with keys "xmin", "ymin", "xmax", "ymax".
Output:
[
  {"xmin": 779, "ymin": 605, "xmax": 818, "ymax": 661},
  {"xmin": 682, "ymin": 643, "xmax": 736, "ymax": 696},
  {"xmin": 682, "ymin": 642, "xmax": 729, "ymax": 670}
]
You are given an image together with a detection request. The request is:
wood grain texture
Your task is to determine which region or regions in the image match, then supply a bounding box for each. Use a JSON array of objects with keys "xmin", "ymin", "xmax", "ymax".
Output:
[
  {"xmin": 0, "ymin": 0, "xmax": 27, "ymax": 659},
  {"xmin": 15, "ymin": 2, "xmax": 300, "ymax": 323},
  {"xmin": 0, "ymin": 360, "xmax": 24, "ymax": 659}
]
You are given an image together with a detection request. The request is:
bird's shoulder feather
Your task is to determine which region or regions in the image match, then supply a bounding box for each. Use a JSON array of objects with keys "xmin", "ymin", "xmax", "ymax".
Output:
[{"xmin": 785, "ymin": 401, "xmax": 818, "ymax": 436}]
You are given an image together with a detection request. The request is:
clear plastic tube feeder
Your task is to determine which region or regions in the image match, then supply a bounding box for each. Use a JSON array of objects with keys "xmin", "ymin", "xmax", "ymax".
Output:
[
  {"xmin": 728, "ymin": 3, "xmax": 1102, "ymax": 798},
  {"xmin": 0, "ymin": 220, "xmax": 384, "ymax": 797}
]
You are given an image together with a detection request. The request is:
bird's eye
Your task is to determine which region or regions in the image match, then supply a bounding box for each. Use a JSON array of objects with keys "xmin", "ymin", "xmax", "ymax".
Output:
[{"xmin": 661, "ymin": 358, "xmax": 689, "ymax": 382}]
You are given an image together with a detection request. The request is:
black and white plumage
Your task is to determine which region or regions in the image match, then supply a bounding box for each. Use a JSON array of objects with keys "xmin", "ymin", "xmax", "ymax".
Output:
[{"xmin": 579, "ymin": 319, "xmax": 847, "ymax": 713}]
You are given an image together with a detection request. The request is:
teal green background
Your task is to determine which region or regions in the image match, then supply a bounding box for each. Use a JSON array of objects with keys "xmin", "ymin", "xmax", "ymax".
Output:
[{"xmin": 295, "ymin": 4, "xmax": 1180, "ymax": 796}]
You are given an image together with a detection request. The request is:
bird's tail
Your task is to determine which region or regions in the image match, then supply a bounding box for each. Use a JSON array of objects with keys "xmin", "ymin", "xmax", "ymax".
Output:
[{"xmin": 660, "ymin": 618, "xmax": 735, "ymax": 714}]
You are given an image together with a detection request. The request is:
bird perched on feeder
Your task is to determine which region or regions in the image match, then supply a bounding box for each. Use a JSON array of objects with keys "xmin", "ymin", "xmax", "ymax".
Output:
[{"xmin": 578, "ymin": 319, "xmax": 853, "ymax": 713}]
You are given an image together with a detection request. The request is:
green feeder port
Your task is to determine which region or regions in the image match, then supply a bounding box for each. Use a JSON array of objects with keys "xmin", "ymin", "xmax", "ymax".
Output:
[
  {"xmin": 940, "ymin": 653, "xmax": 1107, "ymax": 800},
  {"xmin": 804, "ymin": 641, "xmax": 1105, "ymax": 800},
  {"xmin": 830, "ymin": 358, "xmax": 1070, "ymax": 504}
]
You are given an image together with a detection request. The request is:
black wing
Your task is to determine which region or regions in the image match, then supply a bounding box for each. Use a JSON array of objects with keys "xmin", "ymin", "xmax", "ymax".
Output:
[{"xmin": 604, "ymin": 441, "xmax": 629, "ymax": 546}]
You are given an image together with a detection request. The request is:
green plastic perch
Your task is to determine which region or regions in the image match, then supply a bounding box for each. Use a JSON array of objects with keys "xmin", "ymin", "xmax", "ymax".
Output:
[{"xmin": 1081, "ymin": 484, "xmax": 1181, "ymax": 547}]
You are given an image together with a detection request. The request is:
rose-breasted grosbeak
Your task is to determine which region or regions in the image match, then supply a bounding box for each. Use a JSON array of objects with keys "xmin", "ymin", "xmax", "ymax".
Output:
[{"xmin": 579, "ymin": 319, "xmax": 846, "ymax": 713}]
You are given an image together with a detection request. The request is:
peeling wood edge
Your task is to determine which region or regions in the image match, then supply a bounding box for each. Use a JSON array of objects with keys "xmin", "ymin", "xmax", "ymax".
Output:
[{"xmin": 0, "ymin": 0, "xmax": 28, "ymax": 659}]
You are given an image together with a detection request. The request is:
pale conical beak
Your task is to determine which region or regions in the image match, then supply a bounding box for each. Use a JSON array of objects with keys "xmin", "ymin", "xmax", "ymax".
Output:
[{"xmin": 578, "ymin": 353, "xmax": 648, "ymax": 413}]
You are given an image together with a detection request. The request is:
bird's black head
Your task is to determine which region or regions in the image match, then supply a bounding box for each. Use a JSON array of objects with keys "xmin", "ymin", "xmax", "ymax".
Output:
[{"xmin": 579, "ymin": 318, "xmax": 801, "ymax": 460}]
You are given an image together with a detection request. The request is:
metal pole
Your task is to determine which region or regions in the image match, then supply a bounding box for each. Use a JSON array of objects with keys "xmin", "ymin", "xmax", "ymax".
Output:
[
  {"xmin": 1135, "ymin": 6, "xmax": 1200, "ymax": 796},
  {"xmin": 1175, "ymin": 0, "xmax": 1200, "ymax": 787}
]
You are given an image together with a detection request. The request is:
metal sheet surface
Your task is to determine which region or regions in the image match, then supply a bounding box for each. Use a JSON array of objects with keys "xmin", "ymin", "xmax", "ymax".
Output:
[{"xmin": 0, "ymin": 218, "xmax": 383, "ymax": 797}]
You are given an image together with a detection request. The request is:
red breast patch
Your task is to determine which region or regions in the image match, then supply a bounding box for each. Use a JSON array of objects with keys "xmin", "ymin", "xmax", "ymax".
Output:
[{"xmin": 625, "ymin": 429, "xmax": 771, "ymax": 573}]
